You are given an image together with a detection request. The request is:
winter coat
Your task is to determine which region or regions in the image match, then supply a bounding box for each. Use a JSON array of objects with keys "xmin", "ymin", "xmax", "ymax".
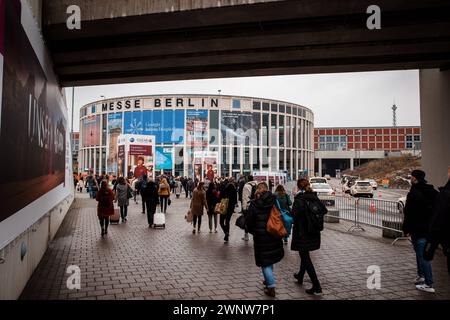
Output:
[
  {"xmin": 429, "ymin": 180, "xmax": 450, "ymax": 248},
  {"xmin": 115, "ymin": 183, "xmax": 130, "ymax": 207},
  {"xmin": 158, "ymin": 179, "xmax": 171, "ymax": 196},
  {"xmin": 141, "ymin": 180, "xmax": 159, "ymax": 204},
  {"xmin": 190, "ymin": 188, "xmax": 208, "ymax": 216},
  {"xmin": 403, "ymin": 182, "xmax": 438, "ymax": 238},
  {"xmin": 187, "ymin": 180, "xmax": 195, "ymax": 192},
  {"xmin": 247, "ymin": 191, "xmax": 284, "ymax": 267},
  {"xmin": 291, "ymin": 191, "xmax": 322, "ymax": 252},
  {"xmin": 96, "ymin": 188, "xmax": 115, "ymax": 218},
  {"xmin": 206, "ymin": 188, "xmax": 220, "ymax": 215},
  {"xmin": 242, "ymin": 181, "xmax": 258, "ymax": 212},
  {"xmin": 221, "ymin": 182, "xmax": 238, "ymax": 215}
]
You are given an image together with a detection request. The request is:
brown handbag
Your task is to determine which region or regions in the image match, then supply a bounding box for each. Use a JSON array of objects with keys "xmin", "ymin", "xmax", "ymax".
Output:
[{"xmin": 266, "ymin": 205, "xmax": 288, "ymax": 238}]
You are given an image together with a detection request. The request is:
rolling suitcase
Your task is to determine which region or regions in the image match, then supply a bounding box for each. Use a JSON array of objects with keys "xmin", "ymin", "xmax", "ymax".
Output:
[
  {"xmin": 153, "ymin": 209, "xmax": 165, "ymax": 229},
  {"xmin": 110, "ymin": 208, "xmax": 120, "ymax": 225}
]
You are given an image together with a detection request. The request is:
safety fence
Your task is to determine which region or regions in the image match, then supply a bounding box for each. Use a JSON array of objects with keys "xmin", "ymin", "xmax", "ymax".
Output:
[{"xmin": 317, "ymin": 194, "xmax": 410, "ymax": 244}]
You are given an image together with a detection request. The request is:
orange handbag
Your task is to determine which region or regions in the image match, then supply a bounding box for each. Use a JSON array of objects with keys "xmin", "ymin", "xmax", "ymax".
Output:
[{"xmin": 266, "ymin": 205, "xmax": 288, "ymax": 238}]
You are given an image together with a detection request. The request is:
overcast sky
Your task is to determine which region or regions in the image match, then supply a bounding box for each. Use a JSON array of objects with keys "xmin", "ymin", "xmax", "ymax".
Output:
[{"xmin": 66, "ymin": 69, "xmax": 420, "ymax": 132}]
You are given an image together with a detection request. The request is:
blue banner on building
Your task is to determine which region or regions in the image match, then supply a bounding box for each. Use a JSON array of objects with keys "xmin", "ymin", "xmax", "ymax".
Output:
[{"xmin": 156, "ymin": 147, "xmax": 173, "ymax": 170}]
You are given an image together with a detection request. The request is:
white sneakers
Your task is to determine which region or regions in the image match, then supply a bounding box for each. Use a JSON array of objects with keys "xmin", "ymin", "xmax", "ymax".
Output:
[{"xmin": 416, "ymin": 284, "xmax": 436, "ymax": 293}]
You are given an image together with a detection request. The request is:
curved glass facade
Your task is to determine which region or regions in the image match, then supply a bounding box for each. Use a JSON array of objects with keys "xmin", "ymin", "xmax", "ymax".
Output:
[{"xmin": 78, "ymin": 95, "xmax": 314, "ymax": 179}]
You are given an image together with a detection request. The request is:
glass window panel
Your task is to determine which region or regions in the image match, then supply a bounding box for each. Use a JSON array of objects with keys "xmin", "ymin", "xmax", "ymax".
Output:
[
  {"xmin": 251, "ymin": 113, "xmax": 261, "ymax": 145},
  {"xmin": 262, "ymin": 114, "xmax": 269, "ymax": 147},
  {"xmin": 414, "ymin": 135, "xmax": 421, "ymax": 141},
  {"xmin": 279, "ymin": 149, "xmax": 284, "ymax": 170},
  {"xmin": 270, "ymin": 114, "xmax": 277, "ymax": 146},
  {"xmin": 262, "ymin": 102, "xmax": 270, "ymax": 111},
  {"xmin": 253, "ymin": 148, "xmax": 260, "ymax": 171},
  {"xmin": 319, "ymin": 136, "xmax": 325, "ymax": 142},
  {"xmin": 209, "ymin": 110, "xmax": 219, "ymax": 145},
  {"xmin": 279, "ymin": 115, "xmax": 284, "ymax": 147},
  {"xmin": 271, "ymin": 148, "xmax": 277, "ymax": 171},
  {"xmin": 253, "ymin": 101, "xmax": 261, "ymax": 110},
  {"xmin": 279, "ymin": 104, "xmax": 285, "ymax": 113},
  {"xmin": 286, "ymin": 105, "xmax": 292, "ymax": 114},
  {"xmin": 333, "ymin": 136, "xmax": 339, "ymax": 142},
  {"xmin": 262, "ymin": 148, "xmax": 269, "ymax": 168},
  {"xmin": 243, "ymin": 147, "xmax": 250, "ymax": 172},
  {"xmin": 271, "ymin": 103, "xmax": 278, "ymax": 112}
]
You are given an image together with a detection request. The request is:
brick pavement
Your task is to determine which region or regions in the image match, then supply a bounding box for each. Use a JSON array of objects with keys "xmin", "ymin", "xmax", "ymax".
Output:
[{"xmin": 20, "ymin": 192, "xmax": 450, "ymax": 300}]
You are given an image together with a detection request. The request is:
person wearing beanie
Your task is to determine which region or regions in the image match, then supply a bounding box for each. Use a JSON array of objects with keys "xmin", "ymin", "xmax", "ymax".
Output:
[{"xmin": 403, "ymin": 169, "xmax": 438, "ymax": 293}]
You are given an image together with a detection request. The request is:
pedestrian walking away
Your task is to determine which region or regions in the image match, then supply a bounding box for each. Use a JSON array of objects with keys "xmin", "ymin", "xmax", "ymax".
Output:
[
  {"xmin": 140, "ymin": 176, "xmax": 159, "ymax": 228},
  {"xmin": 246, "ymin": 182, "xmax": 284, "ymax": 298},
  {"xmin": 96, "ymin": 180, "xmax": 115, "ymax": 237},
  {"xmin": 241, "ymin": 175, "xmax": 258, "ymax": 241},
  {"xmin": 115, "ymin": 177, "xmax": 131, "ymax": 223},
  {"xmin": 219, "ymin": 178, "xmax": 238, "ymax": 243},
  {"xmin": 158, "ymin": 178, "xmax": 171, "ymax": 213},
  {"xmin": 274, "ymin": 184, "xmax": 293, "ymax": 245},
  {"xmin": 206, "ymin": 182, "xmax": 220, "ymax": 233},
  {"xmin": 190, "ymin": 182, "xmax": 208, "ymax": 234},
  {"xmin": 291, "ymin": 178, "xmax": 328, "ymax": 296}
]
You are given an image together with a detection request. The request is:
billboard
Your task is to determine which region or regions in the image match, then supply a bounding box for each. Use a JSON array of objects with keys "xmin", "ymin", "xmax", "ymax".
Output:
[
  {"xmin": 123, "ymin": 110, "xmax": 185, "ymax": 144},
  {"xmin": 81, "ymin": 114, "xmax": 101, "ymax": 147},
  {"xmin": 117, "ymin": 134, "xmax": 155, "ymax": 180},
  {"xmin": 186, "ymin": 110, "xmax": 208, "ymax": 147},
  {"xmin": 0, "ymin": 0, "xmax": 67, "ymax": 224},
  {"xmin": 156, "ymin": 147, "xmax": 173, "ymax": 170},
  {"xmin": 106, "ymin": 113, "xmax": 123, "ymax": 174},
  {"xmin": 221, "ymin": 111, "xmax": 256, "ymax": 145}
]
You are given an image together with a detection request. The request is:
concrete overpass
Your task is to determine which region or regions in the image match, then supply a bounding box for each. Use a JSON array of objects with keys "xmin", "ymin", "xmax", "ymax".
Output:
[
  {"xmin": 40, "ymin": 0, "xmax": 450, "ymax": 86},
  {"xmin": 37, "ymin": 0, "xmax": 450, "ymax": 186}
]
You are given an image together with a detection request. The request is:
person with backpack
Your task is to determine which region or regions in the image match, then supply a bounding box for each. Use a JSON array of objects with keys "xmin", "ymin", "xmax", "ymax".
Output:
[
  {"xmin": 291, "ymin": 178, "xmax": 327, "ymax": 295},
  {"xmin": 96, "ymin": 180, "xmax": 115, "ymax": 237},
  {"xmin": 246, "ymin": 182, "xmax": 284, "ymax": 298},
  {"xmin": 403, "ymin": 169, "xmax": 439, "ymax": 293},
  {"xmin": 158, "ymin": 177, "xmax": 171, "ymax": 214},
  {"xmin": 241, "ymin": 175, "xmax": 258, "ymax": 242},
  {"xmin": 140, "ymin": 175, "xmax": 159, "ymax": 228},
  {"xmin": 115, "ymin": 177, "xmax": 131, "ymax": 223},
  {"xmin": 274, "ymin": 184, "xmax": 293, "ymax": 245}
]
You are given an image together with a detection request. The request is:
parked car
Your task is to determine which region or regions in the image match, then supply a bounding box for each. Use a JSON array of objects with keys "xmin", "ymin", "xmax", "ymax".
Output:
[
  {"xmin": 324, "ymin": 174, "xmax": 331, "ymax": 180},
  {"xmin": 397, "ymin": 196, "xmax": 406, "ymax": 213},
  {"xmin": 342, "ymin": 179, "xmax": 356, "ymax": 193},
  {"xmin": 309, "ymin": 177, "xmax": 328, "ymax": 184},
  {"xmin": 311, "ymin": 183, "xmax": 335, "ymax": 206},
  {"xmin": 350, "ymin": 180, "xmax": 374, "ymax": 198},
  {"xmin": 368, "ymin": 179, "xmax": 378, "ymax": 190}
]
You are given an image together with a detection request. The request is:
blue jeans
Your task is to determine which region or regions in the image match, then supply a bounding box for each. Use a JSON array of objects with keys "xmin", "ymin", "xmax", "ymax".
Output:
[
  {"xmin": 412, "ymin": 237, "xmax": 433, "ymax": 286},
  {"xmin": 261, "ymin": 265, "xmax": 275, "ymax": 288}
]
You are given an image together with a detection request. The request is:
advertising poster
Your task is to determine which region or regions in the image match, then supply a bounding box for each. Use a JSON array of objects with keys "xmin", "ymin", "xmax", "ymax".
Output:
[
  {"xmin": 203, "ymin": 152, "xmax": 218, "ymax": 182},
  {"xmin": 156, "ymin": 147, "xmax": 173, "ymax": 171},
  {"xmin": 221, "ymin": 111, "xmax": 255, "ymax": 145},
  {"xmin": 117, "ymin": 134, "xmax": 155, "ymax": 180},
  {"xmin": 82, "ymin": 114, "xmax": 100, "ymax": 147},
  {"xmin": 106, "ymin": 113, "xmax": 123, "ymax": 174},
  {"xmin": 124, "ymin": 111, "xmax": 143, "ymax": 135},
  {"xmin": 143, "ymin": 109, "xmax": 185, "ymax": 144},
  {"xmin": 0, "ymin": 0, "xmax": 66, "ymax": 223},
  {"xmin": 186, "ymin": 110, "xmax": 208, "ymax": 147}
]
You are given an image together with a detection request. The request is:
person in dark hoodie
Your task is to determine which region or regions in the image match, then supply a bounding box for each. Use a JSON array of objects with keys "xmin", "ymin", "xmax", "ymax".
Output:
[
  {"xmin": 291, "ymin": 178, "xmax": 327, "ymax": 296},
  {"xmin": 246, "ymin": 182, "xmax": 284, "ymax": 298},
  {"xmin": 424, "ymin": 166, "xmax": 450, "ymax": 276},
  {"xmin": 403, "ymin": 169, "xmax": 438, "ymax": 293},
  {"xmin": 219, "ymin": 178, "xmax": 238, "ymax": 243}
]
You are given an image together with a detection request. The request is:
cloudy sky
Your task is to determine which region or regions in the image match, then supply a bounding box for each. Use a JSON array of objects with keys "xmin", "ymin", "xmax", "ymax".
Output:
[{"xmin": 66, "ymin": 69, "xmax": 420, "ymax": 132}]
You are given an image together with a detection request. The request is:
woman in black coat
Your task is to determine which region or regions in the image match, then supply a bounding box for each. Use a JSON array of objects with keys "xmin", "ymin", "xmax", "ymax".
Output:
[
  {"xmin": 247, "ymin": 182, "xmax": 284, "ymax": 298},
  {"xmin": 291, "ymin": 178, "xmax": 325, "ymax": 295},
  {"xmin": 219, "ymin": 179, "xmax": 238, "ymax": 242}
]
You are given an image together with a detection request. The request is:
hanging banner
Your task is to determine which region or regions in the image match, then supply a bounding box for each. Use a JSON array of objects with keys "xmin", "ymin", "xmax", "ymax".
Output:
[
  {"xmin": 106, "ymin": 113, "xmax": 123, "ymax": 174},
  {"xmin": 117, "ymin": 134, "xmax": 155, "ymax": 180},
  {"xmin": 156, "ymin": 147, "xmax": 173, "ymax": 170}
]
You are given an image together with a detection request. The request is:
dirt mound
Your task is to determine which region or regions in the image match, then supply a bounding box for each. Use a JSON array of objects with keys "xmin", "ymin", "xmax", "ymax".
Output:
[{"xmin": 343, "ymin": 155, "xmax": 421, "ymax": 189}]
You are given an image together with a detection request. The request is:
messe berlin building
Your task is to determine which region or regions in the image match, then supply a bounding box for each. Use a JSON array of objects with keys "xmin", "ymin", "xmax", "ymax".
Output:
[{"xmin": 78, "ymin": 94, "xmax": 314, "ymax": 180}]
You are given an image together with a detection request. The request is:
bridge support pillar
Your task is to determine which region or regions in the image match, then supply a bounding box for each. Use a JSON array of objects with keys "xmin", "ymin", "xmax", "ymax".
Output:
[{"xmin": 420, "ymin": 69, "xmax": 450, "ymax": 187}]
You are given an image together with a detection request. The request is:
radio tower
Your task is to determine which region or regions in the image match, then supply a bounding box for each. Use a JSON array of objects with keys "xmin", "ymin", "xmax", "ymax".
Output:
[{"xmin": 392, "ymin": 103, "xmax": 397, "ymax": 127}]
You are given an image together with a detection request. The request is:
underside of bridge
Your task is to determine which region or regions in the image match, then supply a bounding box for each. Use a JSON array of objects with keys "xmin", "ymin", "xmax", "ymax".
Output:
[{"xmin": 43, "ymin": 0, "xmax": 450, "ymax": 87}]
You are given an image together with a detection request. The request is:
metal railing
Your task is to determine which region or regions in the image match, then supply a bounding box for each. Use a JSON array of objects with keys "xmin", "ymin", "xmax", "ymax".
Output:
[{"xmin": 317, "ymin": 194, "xmax": 410, "ymax": 245}]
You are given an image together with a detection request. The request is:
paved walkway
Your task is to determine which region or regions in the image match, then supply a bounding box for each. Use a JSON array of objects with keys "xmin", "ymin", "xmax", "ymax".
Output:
[{"xmin": 20, "ymin": 192, "xmax": 450, "ymax": 300}]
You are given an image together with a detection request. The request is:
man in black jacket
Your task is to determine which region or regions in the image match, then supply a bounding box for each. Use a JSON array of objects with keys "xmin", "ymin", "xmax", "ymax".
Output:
[
  {"xmin": 403, "ymin": 169, "xmax": 438, "ymax": 293},
  {"xmin": 425, "ymin": 167, "xmax": 450, "ymax": 275}
]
